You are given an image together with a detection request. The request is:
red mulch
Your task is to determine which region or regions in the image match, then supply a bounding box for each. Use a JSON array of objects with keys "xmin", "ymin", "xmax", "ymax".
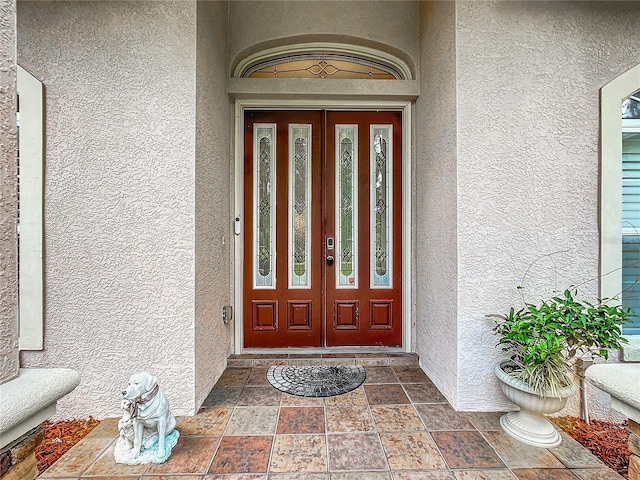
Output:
[
  {"xmin": 552, "ymin": 415, "xmax": 632, "ymax": 478},
  {"xmin": 35, "ymin": 417, "xmax": 100, "ymax": 473}
]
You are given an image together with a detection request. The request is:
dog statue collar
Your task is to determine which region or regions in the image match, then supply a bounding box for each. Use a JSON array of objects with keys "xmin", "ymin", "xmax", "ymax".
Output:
[
  {"xmin": 129, "ymin": 384, "xmax": 160, "ymax": 418},
  {"xmin": 139, "ymin": 383, "xmax": 160, "ymax": 404}
]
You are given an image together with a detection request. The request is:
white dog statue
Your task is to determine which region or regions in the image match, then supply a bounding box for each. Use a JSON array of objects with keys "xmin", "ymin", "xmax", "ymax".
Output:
[{"xmin": 113, "ymin": 372, "xmax": 179, "ymax": 464}]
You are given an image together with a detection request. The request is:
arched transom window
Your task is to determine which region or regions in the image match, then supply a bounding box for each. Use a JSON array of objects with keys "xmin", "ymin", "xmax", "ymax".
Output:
[
  {"xmin": 234, "ymin": 43, "xmax": 412, "ymax": 80},
  {"xmin": 245, "ymin": 55, "xmax": 399, "ymax": 80}
]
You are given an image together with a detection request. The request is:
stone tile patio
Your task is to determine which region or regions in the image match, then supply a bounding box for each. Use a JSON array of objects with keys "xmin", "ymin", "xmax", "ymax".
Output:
[{"xmin": 37, "ymin": 353, "xmax": 625, "ymax": 479}]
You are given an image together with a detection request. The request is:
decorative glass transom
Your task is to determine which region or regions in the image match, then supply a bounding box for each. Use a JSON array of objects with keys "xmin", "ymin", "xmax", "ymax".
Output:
[
  {"xmin": 289, "ymin": 125, "xmax": 312, "ymax": 288},
  {"xmin": 370, "ymin": 125, "xmax": 393, "ymax": 288},
  {"xmin": 253, "ymin": 124, "xmax": 276, "ymax": 288},
  {"xmin": 336, "ymin": 125, "xmax": 358, "ymax": 288},
  {"xmin": 245, "ymin": 55, "xmax": 400, "ymax": 80}
]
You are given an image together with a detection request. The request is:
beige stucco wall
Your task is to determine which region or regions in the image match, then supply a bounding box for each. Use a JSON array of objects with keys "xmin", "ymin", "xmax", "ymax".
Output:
[
  {"xmin": 454, "ymin": 1, "xmax": 640, "ymax": 415},
  {"xmin": 227, "ymin": 0, "xmax": 419, "ymax": 79},
  {"xmin": 415, "ymin": 1, "xmax": 458, "ymax": 405},
  {"xmin": 194, "ymin": 0, "xmax": 232, "ymax": 407},
  {"xmin": 11, "ymin": 0, "xmax": 640, "ymax": 421},
  {"xmin": 0, "ymin": 0, "xmax": 18, "ymax": 385},
  {"xmin": 17, "ymin": 1, "xmax": 201, "ymax": 418}
]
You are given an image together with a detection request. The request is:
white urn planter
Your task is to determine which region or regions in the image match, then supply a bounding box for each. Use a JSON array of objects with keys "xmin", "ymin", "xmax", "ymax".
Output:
[{"xmin": 494, "ymin": 361, "xmax": 578, "ymax": 448}]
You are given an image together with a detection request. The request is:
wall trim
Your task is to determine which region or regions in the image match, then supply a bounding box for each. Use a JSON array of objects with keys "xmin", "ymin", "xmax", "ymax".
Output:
[{"xmin": 16, "ymin": 66, "xmax": 44, "ymax": 351}]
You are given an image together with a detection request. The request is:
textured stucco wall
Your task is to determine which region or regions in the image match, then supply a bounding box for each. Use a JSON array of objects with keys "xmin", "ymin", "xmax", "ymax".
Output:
[
  {"xmin": 228, "ymin": 0, "xmax": 419, "ymax": 78},
  {"xmin": 455, "ymin": 1, "xmax": 640, "ymax": 414},
  {"xmin": 415, "ymin": 1, "xmax": 458, "ymax": 405},
  {"xmin": 0, "ymin": 0, "xmax": 18, "ymax": 385},
  {"xmin": 194, "ymin": 0, "xmax": 232, "ymax": 408},
  {"xmin": 17, "ymin": 1, "xmax": 199, "ymax": 418}
]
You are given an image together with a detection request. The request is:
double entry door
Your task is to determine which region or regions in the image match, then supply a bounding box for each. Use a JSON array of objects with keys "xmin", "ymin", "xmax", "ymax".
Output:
[{"xmin": 243, "ymin": 110, "xmax": 402, "ymax": 348}]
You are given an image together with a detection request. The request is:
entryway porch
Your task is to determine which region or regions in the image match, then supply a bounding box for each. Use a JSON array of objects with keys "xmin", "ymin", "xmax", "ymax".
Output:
[{"xmin": 35, "ymin": 354, "xmax": 623, "ymax": 479}]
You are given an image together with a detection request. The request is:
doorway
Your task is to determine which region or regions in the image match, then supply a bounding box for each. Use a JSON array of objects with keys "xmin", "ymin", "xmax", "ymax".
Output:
[{"xmin": 242, "ymin": 110, "xmax": 403, "ymax": 348}]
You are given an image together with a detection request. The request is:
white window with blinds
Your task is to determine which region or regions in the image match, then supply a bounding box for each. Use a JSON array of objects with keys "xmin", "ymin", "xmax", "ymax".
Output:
[{"xmin": 622, "ymin": 118, "xmax": 640, "ymax": 334}]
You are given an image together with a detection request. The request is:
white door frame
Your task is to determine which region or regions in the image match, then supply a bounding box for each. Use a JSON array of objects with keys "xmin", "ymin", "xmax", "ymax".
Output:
[{"xmin": 233, "ymin": 99, "xmax": 413, "ymax": 353}]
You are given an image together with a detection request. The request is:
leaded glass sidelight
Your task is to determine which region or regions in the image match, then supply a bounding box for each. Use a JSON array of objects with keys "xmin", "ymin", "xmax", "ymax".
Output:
[
  {"xmin": 370, "ymin": 125, "xmax": 393, "ymax": 288},
  {"xmin": 336, "ymin": 125, "xmax": 358, "ymax": 288},
  {"xmin": 254, "ymin": 124, "xmax": 276, "ymax": 288},
  {"xmin": 289, "ymin": 125, "xmax": 312, "ymax": 288}
]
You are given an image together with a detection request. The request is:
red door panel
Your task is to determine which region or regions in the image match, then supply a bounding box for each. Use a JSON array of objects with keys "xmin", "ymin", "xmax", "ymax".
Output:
[
  {"xmin": 324, "ymin": 111, "xmax": 403, "ymax": 347},
  {"xmin": 243, "ymin": 111, "xmax": 323, "ymax": 348}
]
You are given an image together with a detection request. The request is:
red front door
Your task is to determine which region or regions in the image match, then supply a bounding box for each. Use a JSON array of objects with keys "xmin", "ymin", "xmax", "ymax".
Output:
[{"xmin": 243, "ymin": 110, "xmax": 402, "ymax": 348}]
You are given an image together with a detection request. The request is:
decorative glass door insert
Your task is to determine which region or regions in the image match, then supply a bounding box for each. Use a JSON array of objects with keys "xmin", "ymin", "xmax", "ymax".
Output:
[
  {"xmin": 253, "ymin": 124, "xmax": 276, "ymax": 288},
  {"xmin": 371, "ymin": 125, "xmax": 393, "ymax": 288},
  {"xmin": 336, "ymin": 125, "xmax": 358, "ymax": 288},
  {"xmin": 289, "ymin": 124, "xmax": 312, "ymax": 288}
]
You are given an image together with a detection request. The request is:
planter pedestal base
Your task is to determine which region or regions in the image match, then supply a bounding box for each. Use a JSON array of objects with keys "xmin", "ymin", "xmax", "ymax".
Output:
[
  {"xmin": 500, "ymin": 410, "xmax": 561, "ymax": 448},
  {"xmin": 494, "ymin": 361, "xmax": 577, "ymax": 448}
]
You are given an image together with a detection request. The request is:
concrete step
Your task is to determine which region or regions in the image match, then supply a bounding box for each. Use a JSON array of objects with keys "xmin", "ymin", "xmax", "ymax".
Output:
[{"xmin": 227, "ymin": 352, "xmax": 419, "ymax": 368}]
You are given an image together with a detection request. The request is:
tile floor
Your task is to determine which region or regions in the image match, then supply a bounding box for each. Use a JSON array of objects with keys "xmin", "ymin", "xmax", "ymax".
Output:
[{"xmin": 37, "ymin": 353, "xmax": 625, "ymax": 479}]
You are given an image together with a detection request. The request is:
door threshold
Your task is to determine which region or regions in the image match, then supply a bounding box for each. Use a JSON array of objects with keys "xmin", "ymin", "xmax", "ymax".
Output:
[
  {"xmin": 228, "ymin": 349, "xmax": 418, "ymax": 368},
  {"xmin": 241, "ymin": 346, "xmax": 407, "ymax": 355}
]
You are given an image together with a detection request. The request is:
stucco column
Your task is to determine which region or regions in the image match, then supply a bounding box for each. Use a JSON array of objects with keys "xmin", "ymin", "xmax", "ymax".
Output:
[{"xmin": 0, "ymin": 0, "xmax": 18, "ymax": 386}]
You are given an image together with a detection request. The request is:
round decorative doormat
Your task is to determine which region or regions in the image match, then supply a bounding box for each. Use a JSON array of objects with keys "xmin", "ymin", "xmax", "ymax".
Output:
[{"xmin": 267, "ymin": 365, "xmax": 367, "ymax": 397}]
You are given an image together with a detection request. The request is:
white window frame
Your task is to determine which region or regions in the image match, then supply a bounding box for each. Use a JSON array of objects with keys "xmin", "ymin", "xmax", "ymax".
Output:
[{"xmin": 600, "ymin": 64, "xmax": 640, "ymax": 336}]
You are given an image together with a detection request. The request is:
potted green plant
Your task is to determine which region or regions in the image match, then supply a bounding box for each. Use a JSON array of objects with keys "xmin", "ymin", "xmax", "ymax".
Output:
[{"xmin": 487, "ymin": 288, "xmax": 632, "ymax": 448}]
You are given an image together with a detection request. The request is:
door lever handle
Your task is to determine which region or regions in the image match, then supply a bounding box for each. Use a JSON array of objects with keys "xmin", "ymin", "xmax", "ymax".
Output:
[{"xmin": 326, "ymin": 255, "xmax": 334, "ymax": 266}]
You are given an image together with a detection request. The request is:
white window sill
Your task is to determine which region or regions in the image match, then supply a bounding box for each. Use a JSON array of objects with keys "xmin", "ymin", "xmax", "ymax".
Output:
[
  {"xmin": 622, "ymin": 335, "xmax": 640, "ymax": 362},
  {"xmin": 0, "ymin": 368, "xmax": 80, "ymax": 449},
  {"xmin": 586, "ymin": 363, "xmax": 640, "ymax": 424}
]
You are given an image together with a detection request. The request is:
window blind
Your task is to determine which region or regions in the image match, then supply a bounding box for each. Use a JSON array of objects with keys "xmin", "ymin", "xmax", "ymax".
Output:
[{"xmin": 622, "ymin": 131, "xmax": 640, "ymax": 333}]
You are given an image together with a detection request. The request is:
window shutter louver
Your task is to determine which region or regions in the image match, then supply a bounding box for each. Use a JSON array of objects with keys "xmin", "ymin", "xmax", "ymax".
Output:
[{"xmin": 622, "ymin": 131, "xmax": 640, "ymax": 333}]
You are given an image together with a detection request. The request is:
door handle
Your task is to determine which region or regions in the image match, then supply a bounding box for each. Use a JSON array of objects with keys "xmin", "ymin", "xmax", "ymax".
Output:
[{"xmin": 326, "ymin": 255, "xmax": 334, "ymax": 266}]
